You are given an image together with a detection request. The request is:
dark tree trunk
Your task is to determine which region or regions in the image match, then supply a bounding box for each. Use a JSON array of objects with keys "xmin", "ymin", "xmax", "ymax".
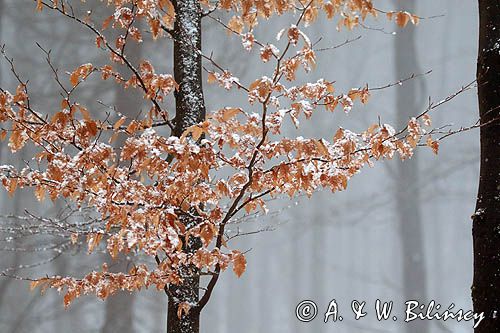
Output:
[
  {"xmin": 473, "ymin": 2, "xmax": 500, "ymax": 332},
  {"xmin": 393, "ymin": 2, "xmax": 428, "ymax": 333},
  {"xmin": 172, "ymin": 0, "xmax": 206, "ymax": 136},
  {"xmin": 167, "ymin": 1, "xmax": 206, "ymax": 333}
]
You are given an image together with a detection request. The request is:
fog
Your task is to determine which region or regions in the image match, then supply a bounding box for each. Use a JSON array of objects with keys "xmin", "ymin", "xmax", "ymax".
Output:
[{"xmin": 0, "ymin": 1, "xmax": 479, "ymax": 332}]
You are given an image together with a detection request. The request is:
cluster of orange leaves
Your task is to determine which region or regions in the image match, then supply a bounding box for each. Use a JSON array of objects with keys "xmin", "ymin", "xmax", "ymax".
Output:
[{"xmin": 0, "ymin": 0, "xmax": 437, "ymax": 308}]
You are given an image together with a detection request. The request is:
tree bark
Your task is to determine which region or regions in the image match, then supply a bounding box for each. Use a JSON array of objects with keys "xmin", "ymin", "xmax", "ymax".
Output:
[
  {"xmin": 393, "ymin": 2, "xmax": 428, "ymax": 333},
  {"xmin": 172, "ymin": 0, "xmax": 206, "ymax": 136},
  {"xmin": 473, "ymin": 2, "xmax": 500, "ymax": 332},
  {"xmin": 167, "ymin": 1, "xmax": 206, "ymax": 333}
]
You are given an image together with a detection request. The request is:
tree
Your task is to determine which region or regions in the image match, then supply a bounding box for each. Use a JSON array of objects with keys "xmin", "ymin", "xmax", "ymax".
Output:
[
  {"xmin": 393, "ymin": 2, "xmax": 428, "ymax": 333},
  {"xmin": 473, "ymin": 1, "xmax": 500, "ymax": 332},
  {"xmin": 0, "ymin": 1, "xmax": 444, "ymax": 333},
  {"xmin": 101, "ymin": 23, "xmax": 144, "ymax": 333}
]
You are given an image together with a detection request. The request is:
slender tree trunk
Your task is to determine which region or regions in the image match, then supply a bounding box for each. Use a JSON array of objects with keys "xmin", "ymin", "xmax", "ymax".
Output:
[
  {"xmin": 100, "ymin": 21, "xmax": 145, "ymax": 333},
  {"xmin": 100, "ymin": 86, "xmax": 140, "ymax": 332},
  {"xmin": 0, "ymin": 2, "xmax": 24, "ymax": 307},
  {"xmin": 472, "ymin": 2, "xmax": 500, "ymax": 332},
  {"xmin": 3, "ymin": 156, "xmax": 23, "ymax": 333},
  {"xmin": 0, "ymin": 0, "xmax": 6, "ymax": 307},
  {"xmin": 167, "ymin": 1, "xmax": 206, "ymax": 332},
  {"xmin": 101, "ymin": 268, "xmax": 135, "ymax": 333},
  {"xmin": 393, "ymin": 2, "xmax": 428, "ymax": 333}
]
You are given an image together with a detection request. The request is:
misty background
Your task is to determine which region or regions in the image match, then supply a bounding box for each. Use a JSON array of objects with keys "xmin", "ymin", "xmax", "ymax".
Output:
[{"xmin": 0, "ymin": 0, "xmax": 479, "ymax": 332}]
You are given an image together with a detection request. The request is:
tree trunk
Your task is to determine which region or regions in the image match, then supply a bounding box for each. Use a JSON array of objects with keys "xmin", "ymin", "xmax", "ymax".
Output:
[
  {"xmin": 100, "ymin": 23, "xmax": 145, "ymax": 333},
  {"xmin": 167, "ymin": 1, "xmax": 206, "ymax": 332},
  {"xmin": 393, "ymin": 2, "xmax": 428, "ymax": 333},
  {"xmin": 0, "ymin": 0, "xmax": 8, "ymax": 309},
  {"xmin": 172, "ymin": 0, "xmax": 206, "ymax": 136},
  {"xmin": 101, "ymin": 274, "xmax": 135, "ymax": 333},
  {"xmin": 472, "ymin": 2, "xmax": 500, "ymax": 332}
]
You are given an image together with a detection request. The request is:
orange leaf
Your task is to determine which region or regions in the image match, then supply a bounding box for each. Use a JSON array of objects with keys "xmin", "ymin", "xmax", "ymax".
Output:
[
  {"xmin": 411, "ymin": 14, "xmax": 420, "ymax": 25},
  {"xmin": 207, "ymin": 72, "xmax": 217, "ymax": 84},
  {"xmin": 315, "ymin": 139, "xmax": 330, "ymax": 157},
  {"xmin": 426, "ymin": 136, "xmax": 439, "ymax": 155},
  {"xmin": 396, "ymin": 12, "xmax": 410, "ymax": 28},
  {"xmin": 34, "ymin": 185, "xmax": 45, "ymax": 202},
  {"xmin": 30, "ymin": 280, "xmax": 40, "ymax": 291},
  {"xmin": 113, "ymin": 116, "xmax": 127, "ymax": 130},
  {"xmin": 8, "ymin": 179, "xmax": 17, "ymax": 196},
  {"xmin": 232, "ymin": 250, "xmax": 246, "ymax": 277},
  {"xmin": 78, "ymin": 105, "xmax": 91, "ymax": 121},
  {"xmin": 30, "ymin": 278, "xmax": 48, "ymax": 291},
  {"xmin": 102, "ymin": 16, "xmax": 113, "ymax": 30},
  {"xmin": 199, "ymin": 223, "xmax": 216, "ymax": 247},
  {"xmin": 181, "ymin": 124, "xmax": 205, "ymax": 141},
  {"xmin": 87, "ymin": 233, "xmax": 103, "ymax": 254},
  {"xmin": 422, "ymin": 114, "xmax": 432, "ymax": 126},
  {"xmin": 222, "ymin": 107, "xmax": 241, "ymax": 121},
  {"xmin": 192, "ymin": 126, "xmax": 204, "ymax": 141},
  {"xmin": 228, "ymin": 16, "xmax": 244, "ymax": 34},
  {"xmin": 333, "ymin": 128, "xmax": 344, "ymax": 142},
  {"xmin": 70, "ymin": 72, "xmax": 80, "ymax": 87},
  {"xmin": 177, "ymin": 302, "xmax": 191, "ymax": 319}
]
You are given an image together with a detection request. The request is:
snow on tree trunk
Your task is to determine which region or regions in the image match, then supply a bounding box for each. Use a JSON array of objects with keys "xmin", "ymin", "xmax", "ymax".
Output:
[
  {"xmin": 167, "ymin": 1, "xmax": 206, "ymax": 333},
  {"xmin": 473, "ymin": 1, "xmax": 500, "ymax": 332},
  {"xmin": 172, "ymin": 0, "xmax": 206, "ymax": 136}
]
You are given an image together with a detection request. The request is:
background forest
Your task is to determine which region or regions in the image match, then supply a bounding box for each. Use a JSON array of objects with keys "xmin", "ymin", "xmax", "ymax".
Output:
[{"xmin": 0, "ymin": 0, "xmax": 478, "ymax": 332}]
